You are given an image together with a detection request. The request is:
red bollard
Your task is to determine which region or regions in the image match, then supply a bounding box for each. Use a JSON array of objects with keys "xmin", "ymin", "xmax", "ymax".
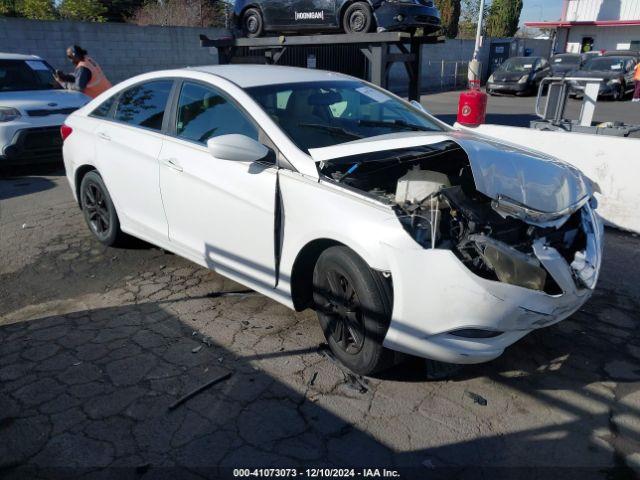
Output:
[{"xmin": 457, "ymin": 88, "xmax": 487, "ymax": 127}]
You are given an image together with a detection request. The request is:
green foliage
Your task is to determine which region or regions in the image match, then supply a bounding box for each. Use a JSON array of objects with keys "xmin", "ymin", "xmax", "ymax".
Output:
[
  {"xmin": 19, "ymin": 0, "xmax": 56, "ymax": 20},
  {"xmin": 485, "ymin": 0, "xmax": 523, "ymax": 38},
  {"xmin": 0, "ymin": 0, "xmax": 19, "ymax": 16},
  {"xmin": 58, "ymin": 0, "xmax": 107, "ymax": 22},
  {"xmin": 458, "ymin": 0, "xmax": 490, "ymax": 39},
  {"xmin": 435, "ymin": 0, "xmax": 461, "ymax": 39}
]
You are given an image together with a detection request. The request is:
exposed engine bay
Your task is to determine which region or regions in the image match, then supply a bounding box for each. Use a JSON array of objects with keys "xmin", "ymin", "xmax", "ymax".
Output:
[{"xmin": 319, "ymin": 141, "xmax": 593, "ymax": 294}]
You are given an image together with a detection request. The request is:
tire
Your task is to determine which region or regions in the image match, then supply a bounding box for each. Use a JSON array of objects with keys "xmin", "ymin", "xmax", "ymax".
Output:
[
  {"xmin": 342, "ymin": 2, "xmax": 374, "ymax": 34},
  {"xmin": 313, "ymin": 246, "xmax": 394, "ymax": 375},
  {"xmin": 614, "ymin": 83, "xmax": 625, "ymax": 101},
  {"xmin": 79, "ymin": 171, "xmax": 125, "ymax": 247},
  {"xmin": 242, "ymin": 8, "xmax": 263, "ymax": 38}
]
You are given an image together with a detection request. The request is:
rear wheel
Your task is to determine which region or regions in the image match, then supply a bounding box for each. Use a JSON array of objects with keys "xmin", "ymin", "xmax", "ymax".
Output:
[
  {"xmin": 242, "ymin": 8, "xmax": 263, "ymax": 38},
  {"xmin": 80, "ymin": 171, "xmax": 125, "ymax": 247},
  {"xmin": 342, "ymin": 2, "xmax": 374, "ymax": 34},
  {"xmin": 313, "ymin": 246, "xmax": 394, "ymax": 375}
]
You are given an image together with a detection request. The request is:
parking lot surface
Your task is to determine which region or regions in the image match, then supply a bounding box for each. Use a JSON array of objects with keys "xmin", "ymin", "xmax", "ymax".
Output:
[
  {"xmin": 422, "ymin": 90, "xmax": 640, "ymax": 135},
  {"xmin": 1, "ymin": 126, "xmax": 640, "ymax": 477}
]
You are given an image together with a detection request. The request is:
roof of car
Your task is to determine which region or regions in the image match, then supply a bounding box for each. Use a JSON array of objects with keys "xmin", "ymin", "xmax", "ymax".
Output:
[
  {"xmin": 190, "ymin": 64, "xmax": 354, "ymax": 88},
  {"xmin": 0, "ymin": 52, "xmax": 42, "ymax": 60}
]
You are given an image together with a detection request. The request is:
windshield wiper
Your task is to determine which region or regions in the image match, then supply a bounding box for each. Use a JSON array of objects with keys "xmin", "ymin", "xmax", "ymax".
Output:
[
  {"xmin": 298, "ymin": 123, "xmax": 363, "ymax": 140},
  {"xmin": 358, "ymin": 119, "xmax": 431, "ymax": 132}
]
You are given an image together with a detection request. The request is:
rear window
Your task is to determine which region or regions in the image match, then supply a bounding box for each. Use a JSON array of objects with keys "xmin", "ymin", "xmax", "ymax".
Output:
[
  {"xmin": 0, "ymin": 59, "xmax": 60, "ymax": 92},
  {"xmin": 91, "ymin": 96, "xmax": 116, "ymax": 118},
  {"xmin": 113, "ymin": 80, "xmax": 173, "ymax": 131}
]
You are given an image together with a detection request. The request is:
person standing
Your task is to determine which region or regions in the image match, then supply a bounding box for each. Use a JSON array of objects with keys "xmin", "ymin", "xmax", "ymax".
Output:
[
  {"xmin": 633, "ymin": 61, "xmax": 640, "ymax": 103},
  {"xmin": 54, "ymin": 45, "xmax": 112, "ymax": 98}
]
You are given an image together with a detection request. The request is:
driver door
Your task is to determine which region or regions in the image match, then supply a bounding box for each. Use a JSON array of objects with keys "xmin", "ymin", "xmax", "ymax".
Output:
[{"xmin": 159, "ymin": 80, "xmax": 278, "ymax": 290}]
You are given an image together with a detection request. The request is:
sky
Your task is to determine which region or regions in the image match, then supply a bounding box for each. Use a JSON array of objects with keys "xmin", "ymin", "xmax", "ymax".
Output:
[{"xmin": 520, "ymin": 0, "xmax": 564, "ymax": 25}]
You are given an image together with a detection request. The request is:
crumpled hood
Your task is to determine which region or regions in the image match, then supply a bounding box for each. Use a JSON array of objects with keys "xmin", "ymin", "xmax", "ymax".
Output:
[
  {"xmin": 0, "ymin": 89, "xmax": 89, "ymax": 113},
  {"xmin": 309, "ymin": 131, "xmax": 591, "ymax": 215}
]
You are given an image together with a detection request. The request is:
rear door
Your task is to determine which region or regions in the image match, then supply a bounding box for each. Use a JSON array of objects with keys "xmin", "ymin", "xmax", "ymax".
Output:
[
  {"xmin": 93, "ymin": 79, "xmax": 173, "ymax": 240},
  {"xmin": 158, "ymin": 80, "xmax": 278, "ymax": 290}
]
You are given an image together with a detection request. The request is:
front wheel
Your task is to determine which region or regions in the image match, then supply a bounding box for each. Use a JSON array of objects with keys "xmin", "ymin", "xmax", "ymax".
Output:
[
  {"xmin": 613, "ymin": 83, "xmax": 625, "ymax": 101},
  {"xmin": 313, "ymin": 246, "xmax": 394, "ymax": 375},
  {"xmin": 80, "ymin": 171, "xmax": 126, "ymax": 247},
  {"xmin": 342, "ymin": 2, "xmax": 374, "ymax": 34}
]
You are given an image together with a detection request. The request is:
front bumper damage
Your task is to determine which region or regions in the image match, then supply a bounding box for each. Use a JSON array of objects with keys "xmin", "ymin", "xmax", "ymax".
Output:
[{"xmin": 382, "ymin": 204, "xmax": 603, "ymax": 364}]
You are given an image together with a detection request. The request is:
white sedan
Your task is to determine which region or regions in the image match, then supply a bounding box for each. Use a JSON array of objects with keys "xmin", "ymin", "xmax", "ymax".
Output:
[{"xmin": 62, "ymin": 65, "xmax": 603, "ymax": 375}]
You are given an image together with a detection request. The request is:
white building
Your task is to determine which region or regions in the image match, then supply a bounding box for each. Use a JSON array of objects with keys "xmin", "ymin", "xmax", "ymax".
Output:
[{"xmin": 525, "ymin": 0, "xmax": 640, "ymax": 54}]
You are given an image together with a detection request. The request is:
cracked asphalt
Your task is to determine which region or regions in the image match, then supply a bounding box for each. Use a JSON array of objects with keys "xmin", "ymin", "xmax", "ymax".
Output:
[{"xmin": 1, "ymin": 168, "xmax": 639, "ymax": 479}]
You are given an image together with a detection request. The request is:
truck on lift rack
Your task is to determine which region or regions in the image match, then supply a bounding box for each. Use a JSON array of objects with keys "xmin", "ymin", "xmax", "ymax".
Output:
[{"xmin": 232, "ymin": 0, "xmax": 441, "ymax": 38}]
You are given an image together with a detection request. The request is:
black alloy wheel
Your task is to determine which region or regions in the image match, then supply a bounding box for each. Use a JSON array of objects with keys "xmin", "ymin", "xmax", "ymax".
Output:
[
  {"xmin": 83, "ymin": 182, "xmax": 110, "ymax": 237},
  {"xmin": 80, "ymin": 171, "xmax": 125, "ymax": 247},
  {"xmin": 313, "ymin": 246, "xmax": 394, "ymax": 375},
  {"xmin": 320, "ymin": 268, "xmax": 366, "ymax": 355}
]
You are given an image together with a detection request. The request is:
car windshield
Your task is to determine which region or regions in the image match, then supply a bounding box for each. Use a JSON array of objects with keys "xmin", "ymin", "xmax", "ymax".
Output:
[
  {"xmin": 498, "ymin": 58, "xmax": 537, "ymax": 73},
  {"xmin": 552, "ymin": 55, "xmax": 580, "ymax": 65},
  {"xmin": 583, "ymin": 57, "xmax": 626, "ymax": 71},
  {"xmin": 0, "ymin": 59, "xmax": 60, "ymax": 92},
  {"xmin": 246, "ymin": 80, "xmax": 444, "ymax": 151}
]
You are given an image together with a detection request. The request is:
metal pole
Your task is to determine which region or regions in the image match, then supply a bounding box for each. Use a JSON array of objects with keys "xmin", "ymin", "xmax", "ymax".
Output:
[
  {"xmin": 473, "ymin": 0, "xmax": 485, "ymax": 62},
  {"xmin": 468, "ymin": 0, "xmax": 486, "ymax": 87}
]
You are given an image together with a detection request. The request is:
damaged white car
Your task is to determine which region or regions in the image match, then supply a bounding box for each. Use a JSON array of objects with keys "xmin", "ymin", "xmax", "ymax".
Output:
[{"xmin": 62, "ymin": 66, "xmax": 603, "ymax": 375}]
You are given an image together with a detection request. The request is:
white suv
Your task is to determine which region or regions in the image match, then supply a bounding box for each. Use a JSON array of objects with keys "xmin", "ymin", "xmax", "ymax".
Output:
[{"xmin": 0, "ymin": 53, "xmax": 89, "ymax": 165}]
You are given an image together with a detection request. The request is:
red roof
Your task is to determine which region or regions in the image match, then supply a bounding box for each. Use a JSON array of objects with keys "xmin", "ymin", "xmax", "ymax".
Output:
[{"xmin": 525, "ymin": 20, "xmax": 640, "ymax": 28}]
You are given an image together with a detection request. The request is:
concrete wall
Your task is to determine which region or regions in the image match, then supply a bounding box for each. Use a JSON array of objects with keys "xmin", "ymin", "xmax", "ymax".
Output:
[{"xmin": 0, "ymin": 18, "xmax": 223, "ymax": 84}]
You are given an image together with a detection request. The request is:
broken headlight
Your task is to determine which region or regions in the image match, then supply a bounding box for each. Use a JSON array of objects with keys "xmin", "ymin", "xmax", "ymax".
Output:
[{"xmin": 471, "ymin": 235, "xmax": 547, "ymax": 291}]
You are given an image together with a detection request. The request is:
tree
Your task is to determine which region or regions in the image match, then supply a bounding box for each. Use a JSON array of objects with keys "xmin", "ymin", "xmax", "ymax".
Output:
[
  {"xmin": 58, "ymin": 0, "xmax": 107, "ymax": 22},
  {"xmin": 435, "ymin": 0, "xmax": 461, "ymax": 38},
  {"xmin": 130, "ymin": 0, "xmax": 227, "ymax": 27},
  {"xmin": 0, "ymin": 0, "xmax": 19, "ymax": 16},
  {"xmin": 457, "ymin": 0, "xmax": 490, "ymax": 39},
  {"xmin": 485, "ymin": 0, "xmax": 523, "ymax": 38},
  {"xmin": 98, "ymin": 0, "xmax": 145, "ymax": 22},
  {"xmin": 19, "ymin": 0, "xmax": 56, "ymax": 20}
]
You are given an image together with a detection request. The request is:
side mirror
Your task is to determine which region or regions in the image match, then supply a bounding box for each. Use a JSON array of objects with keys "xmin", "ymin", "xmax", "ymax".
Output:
[
  {"xmin": 410, "ymin": 100, "xmax": 428, "ymax": 114},
  {"xmin": 207, "ymin": 134, "xmax": 269, "ymax": 162}
]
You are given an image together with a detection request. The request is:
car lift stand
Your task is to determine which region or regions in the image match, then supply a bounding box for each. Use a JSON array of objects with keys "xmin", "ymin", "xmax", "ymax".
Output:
[{"xmin": 200, "ymin": 32, "xmax": 443, "ymax": 102}]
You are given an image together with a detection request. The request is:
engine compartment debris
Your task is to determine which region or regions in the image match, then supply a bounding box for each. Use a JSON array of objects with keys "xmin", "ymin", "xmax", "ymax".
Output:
[{"xmin": 320, "ymin": 141, "xmax": 595, "ymax": 293}]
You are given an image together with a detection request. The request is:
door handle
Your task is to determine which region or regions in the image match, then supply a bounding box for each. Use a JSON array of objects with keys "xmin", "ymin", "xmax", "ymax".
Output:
[
  {"xmin": 96, "ymin": 131, "xmax": 111, "ymax": 141},
  {"xmin": 163, "ymin": 158, "xmax": 183, "ymax": 172}
]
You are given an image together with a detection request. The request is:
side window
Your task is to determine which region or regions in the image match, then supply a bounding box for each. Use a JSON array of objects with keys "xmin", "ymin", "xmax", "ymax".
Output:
[
  {"xmin": 91, "ymin": 95, "xmax": 116, "ymax": 118},
  {"xmin": 176, "ymin": 82, "xmax": 258, "ymax": 144},
  {"xmin": 114, "ymin": 80, "xmax": 173, "ymax": 131}
]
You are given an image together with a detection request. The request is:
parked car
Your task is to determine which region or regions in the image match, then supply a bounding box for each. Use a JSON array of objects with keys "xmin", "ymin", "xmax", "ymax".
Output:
[
  {"xmin": 62, "ymin": 65, "xmax": 603, "ymax": 375},
  {"xmin": 0, "ymin": 53, "xmax": 89, "ymax": 166},
  {"xmin": 550, "ymin": 53, "xmax": 584, "ymax": 77},
  {"xmin": 232, "ymin": 0, "xmax": 441, "ymax": 37},
  {"xmin": 486, "ymin": 56, "xmax": 551, "ymax": 96},
  {"xmin": 569, "ymin": 53, "xmax": 639, "ymax": 100}
]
